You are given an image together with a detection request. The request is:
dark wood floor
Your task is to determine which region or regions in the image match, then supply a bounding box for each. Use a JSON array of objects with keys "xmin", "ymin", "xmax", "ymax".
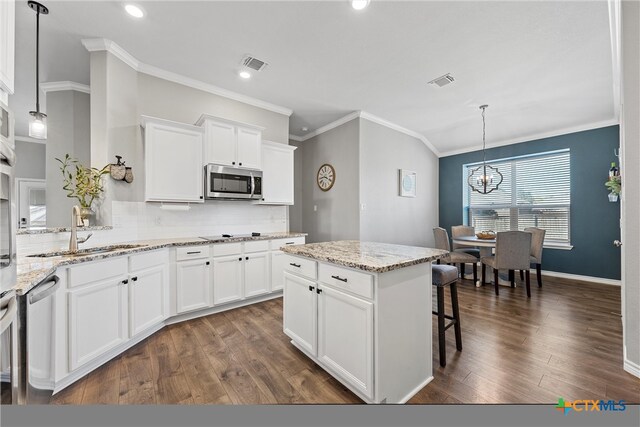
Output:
[{"xmin": 5, "ymin": 274, "xmax": 640, "ymax": 404}]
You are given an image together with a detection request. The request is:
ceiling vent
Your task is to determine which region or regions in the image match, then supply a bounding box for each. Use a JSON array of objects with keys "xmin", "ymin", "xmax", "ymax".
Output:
[
  {"xmin": 428, "ymin": 73, "xmax": 455, "ymax": 87},
  {"xmin": 241, "ymin": 55, "xmax": 268, "ymax": 72}
]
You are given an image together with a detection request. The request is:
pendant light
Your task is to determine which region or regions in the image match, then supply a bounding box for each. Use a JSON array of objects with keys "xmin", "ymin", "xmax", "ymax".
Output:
[
  {"xmin": 467, "ymin": 105, "xmax": 503, "ymax": 194},
  {"xmin": 28, "ymin": 1, "xmax": 49, "ymax": 140}
]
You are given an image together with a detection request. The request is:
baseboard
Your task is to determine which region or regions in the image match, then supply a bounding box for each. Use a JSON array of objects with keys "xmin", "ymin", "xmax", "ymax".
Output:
[
  {"xmin": 541, "ymin": 270, "xmax": 621, "ymax": 286},
  {"xmin": 398, "ymin": 376, "xmax": 433, "ymax": 404},
  {"xmin": 624, "ymin": 346, "xmax": 640, "ymax": 378}
]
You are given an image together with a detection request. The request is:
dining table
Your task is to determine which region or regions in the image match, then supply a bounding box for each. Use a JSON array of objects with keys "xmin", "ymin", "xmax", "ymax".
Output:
[{"xmin": 451, "ymin": 235, "xmax": 512, "ymax": 287}]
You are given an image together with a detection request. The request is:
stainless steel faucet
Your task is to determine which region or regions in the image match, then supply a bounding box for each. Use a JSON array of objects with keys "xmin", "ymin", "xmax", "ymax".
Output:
[{"xmin": 69, "ymin": 206, "xmax": 93, "ymax": 252}]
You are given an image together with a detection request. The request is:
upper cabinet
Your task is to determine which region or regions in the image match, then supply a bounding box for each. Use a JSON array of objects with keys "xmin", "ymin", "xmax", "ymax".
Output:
[
  {"xmin": 196, "ymin": 115, "xmax": 263, "ymax": 170},
  {"xmin": 0, "ymin": 0, "xmax": 15, "ymax": 95},
  {"xmin": 142, "ymin": 116, "xmax": 204, "ymax": 203},
  {"xmin": 260, "ymin": 141, "xmax": 296, "ymax": 205}
]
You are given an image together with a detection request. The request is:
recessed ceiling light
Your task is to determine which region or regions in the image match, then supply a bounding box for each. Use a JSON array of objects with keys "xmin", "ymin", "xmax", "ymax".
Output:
[
  {"xmin": 351, "ymin": 0, "xmax": 370, "ymax": 10},
  {"xmin": 124, "ymin": 4, "xmax": 144, "ymax": 18},
  {"xmin": 239, "ymin": 70, "xmax": 252, "ymax": 79},
  {"xmin": 301, "ymin": 127, "xmax": 309, "ymax": 132}
]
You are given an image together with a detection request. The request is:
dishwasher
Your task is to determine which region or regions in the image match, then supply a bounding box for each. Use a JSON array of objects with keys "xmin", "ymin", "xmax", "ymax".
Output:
[{"xmin": 16, "ymin": 272, "xmax": 60, "ymax": 404}]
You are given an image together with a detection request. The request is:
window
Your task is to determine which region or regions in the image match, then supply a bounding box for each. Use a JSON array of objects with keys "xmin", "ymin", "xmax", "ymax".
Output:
[{"xmin": 464, "ymin": 150, "xmax": 571, "ymax": 247}]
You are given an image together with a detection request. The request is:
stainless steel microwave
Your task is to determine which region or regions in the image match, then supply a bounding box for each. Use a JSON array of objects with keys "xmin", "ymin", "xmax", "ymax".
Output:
[
  {"xmin": 0, "ymin": 100, "xmax": 14, "ymax": 150},
  {"xmin": 205, "ymin": 164, "xmax": 262, "ymax": 200}
]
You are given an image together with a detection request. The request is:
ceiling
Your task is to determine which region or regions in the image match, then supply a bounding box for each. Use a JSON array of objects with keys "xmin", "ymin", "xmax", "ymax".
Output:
[{"xmin": 10, "ymin": 1, "xmax": 616, "ymax": 155}]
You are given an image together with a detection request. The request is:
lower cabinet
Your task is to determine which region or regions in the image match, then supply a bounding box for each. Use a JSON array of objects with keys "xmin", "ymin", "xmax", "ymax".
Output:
[
  {"xmin": 244, "ymin": 251, "xmax": 269, "ymax": 298},
  {"xmin": 270, "ymin": 250, "xmax": 286, "ymax": 292},
  {"xmin": 176, "ymin": 258, "xmax": 211, "ymax": 314},
  {"xmin": 212, "ymin": 254, "xmax": 243, "ymax": 305},
  {"xmin": 68, "ymin": 275, "xmax": 129, "ymax": 371},
  {"xmin": 129, "ymin": 264, "xmax": 169, "ymax": 336},
  {"xmin": 283, "ymin": 272, "xmax": 317, "ymax": 355},
  {"xmin": 284, "ymin": 264, "xmax": 374, "ymax": 400}
]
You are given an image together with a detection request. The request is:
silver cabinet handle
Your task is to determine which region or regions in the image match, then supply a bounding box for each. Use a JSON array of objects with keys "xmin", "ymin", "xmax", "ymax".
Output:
[
  {"xmin": 29, "ymin": 274, "xmax": 60, "ymax": 304},
  {"xmin": 613, "ymin": 240, "xmax": 622, "ymax": 247}
]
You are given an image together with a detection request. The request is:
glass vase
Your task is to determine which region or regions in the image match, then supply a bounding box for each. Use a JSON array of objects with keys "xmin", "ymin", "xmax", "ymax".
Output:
[{"xmin": 79, "ymin": 206, "xmax": 94, "ymax": 227}]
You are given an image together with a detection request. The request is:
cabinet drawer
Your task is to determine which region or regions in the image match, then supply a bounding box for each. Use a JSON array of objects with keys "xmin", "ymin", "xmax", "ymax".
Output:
[
  {"xmin": 212, "ymin": 242, "xmax": 242, "ymax": 257},
  {"xmin": 130, "ymin": 249, "xmax": 168, "ymax": 271},
  {"xmin": 284, "ymin": 255, "xmax": 317, "ymax": 280},
  {"xmin": 176, "ymin": 245, "xmax": 209, "ymax": 261},
  {"xmin": 318, "ymin": 263, "xmax": 373, "ymax": 300},
  {"xmin": 244, "ymin": 240, "xmax": 270, "ymax": 253},
  {"xmin": 270, "ymin": 237, "xmax": 305, "ymax": 250},
  {"xmin": 68, "ymin": 257, "xmax": 128, "ymax": 288}
]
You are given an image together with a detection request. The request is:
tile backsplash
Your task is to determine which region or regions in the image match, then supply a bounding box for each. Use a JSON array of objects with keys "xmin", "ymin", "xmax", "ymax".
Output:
[{"xmin": 17, "ymin": 201, "xmax": 288, "ymax": 255}]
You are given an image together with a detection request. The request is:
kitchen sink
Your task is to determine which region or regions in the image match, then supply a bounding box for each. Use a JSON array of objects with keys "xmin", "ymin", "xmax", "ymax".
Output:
[{"xmin": 26, "ymin": 244, "xmax": 149, "ymax": 258}]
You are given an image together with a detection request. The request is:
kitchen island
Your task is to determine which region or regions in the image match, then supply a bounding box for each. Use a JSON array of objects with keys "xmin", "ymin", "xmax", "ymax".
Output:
[{"xmin": 281, "ymin": 240, "xmax": 447, "ymax": 404}]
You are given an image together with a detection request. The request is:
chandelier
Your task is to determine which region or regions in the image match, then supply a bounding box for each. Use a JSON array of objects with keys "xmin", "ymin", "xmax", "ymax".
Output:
[{"xmin": 467, "ymin": 105, "xmax": 503, "ymax": 194}]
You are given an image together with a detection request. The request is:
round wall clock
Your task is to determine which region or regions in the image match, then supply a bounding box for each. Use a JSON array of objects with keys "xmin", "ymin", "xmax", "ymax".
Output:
[{"xmin": 317, "ymin": 163, "xmax": 335, "ymax": 191}]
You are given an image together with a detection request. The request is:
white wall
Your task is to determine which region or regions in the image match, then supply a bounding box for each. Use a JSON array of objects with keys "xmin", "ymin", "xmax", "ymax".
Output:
[
  {"xmin": 621, "ymin": 0, "xmax": 639, "ymax": 375},
  {"xmin": 14, "ymin": 140, "xmax": 45, "ymax": 179},
  {"xmin": 291, "ymin": 118, "xmax": 360, "ymax": 243},
  {"xmin": 359, "ymin": 118, "xmax": 438, "ymax": 247}
]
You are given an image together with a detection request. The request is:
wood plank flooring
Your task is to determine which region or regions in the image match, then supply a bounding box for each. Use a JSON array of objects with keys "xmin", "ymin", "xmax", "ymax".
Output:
[{"xmin": 10, "ymin": 274, "xmax": 640, "ymax": 404}]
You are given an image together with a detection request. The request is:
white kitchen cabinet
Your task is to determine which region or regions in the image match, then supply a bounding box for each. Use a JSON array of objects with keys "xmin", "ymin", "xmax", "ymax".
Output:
[
  {"xmin": 283, "ymin": 272, "xmax": 317, "ymax": 356},
  {"xmin": 176, "ymin": 258, "xmax": 212, "ymax": 314},
  {"xmin": 270, "ymin": 250, "xmax": 286, "ymax": 291},
  {"xmin": 317, "ymin": 285, "xmax": 374, "ymax": 399},
  {"xmin": 244, "ymin": 251, "xmax": 270, "ymax": 298},
  {"xmin": 68, "ymin": 274, "xmax": 128, "ymax": 371},
  {"xmin": 212, "ymin": 254, "xmax": 243, "ymax": 305},
  {"xmin": 196, "ymin": 115, "xmax": 264, "ymax": 169},
  {"xmin": 129, "ymin": 264, "xmax": 168, "ymax": 337},
  {"xmin": 260, "ymin": 141, "xmax": 296, "ymax": 205},
  {"xmin": 0, "ymin": 0, "xmax": 15, "ymax": 95},
  {"xmin": 142, "ymin": 116, "xmax": 204, "ymax": 203}
]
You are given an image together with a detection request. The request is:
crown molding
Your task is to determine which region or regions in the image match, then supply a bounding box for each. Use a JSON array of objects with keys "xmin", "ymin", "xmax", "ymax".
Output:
[
  {"xmin": 438, "ymin": 118, "xmax": 620, "ymax": 158},
  {"xmin": 40, "ymin": 81, "xmax": 90, "ymax": 94},
  {"xmin": 294, "ymin": 111, "xmax": 361, "ymax": 142},
  {"xmin": 81, "ymin": 38, "xmax": 293, "ymax": 117},
  {"xmin": 288, "ymin": 134, "xmax": 304, "ymax": 142},
  {"xmin": 14, "ymin": 135, "xmax": 46, "ymax": 145}
]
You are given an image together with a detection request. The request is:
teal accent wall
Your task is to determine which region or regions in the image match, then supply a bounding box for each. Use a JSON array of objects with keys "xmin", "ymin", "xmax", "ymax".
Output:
[{"xmin": 439, "ymin": 125, "xmax": 621, "ymax": 280}]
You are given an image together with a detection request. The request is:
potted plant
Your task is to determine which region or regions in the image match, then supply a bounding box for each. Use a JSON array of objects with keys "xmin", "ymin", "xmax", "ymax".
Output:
[
  {"xmin": 56, "ymin": 154, "xmax": 110, "ymax": 226},
  {"xmin": 605, "ymin": 175, "xmax": 621, "ymax": 202}
]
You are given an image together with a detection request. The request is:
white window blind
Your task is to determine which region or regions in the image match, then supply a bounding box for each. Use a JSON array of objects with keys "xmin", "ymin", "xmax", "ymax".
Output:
[{"xmin": 464, "ymin": 150, "xmax": 571, "ymax": 245}]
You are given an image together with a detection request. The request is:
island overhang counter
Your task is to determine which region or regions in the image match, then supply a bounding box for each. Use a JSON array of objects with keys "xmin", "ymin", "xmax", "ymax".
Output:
[{"xmin": 281, "ymin": 240, "xmax": 448, "ymax": 404}]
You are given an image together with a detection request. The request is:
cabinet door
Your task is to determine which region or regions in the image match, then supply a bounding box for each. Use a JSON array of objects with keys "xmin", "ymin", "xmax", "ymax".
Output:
[
  {"xmin": 317, "ymin": 285, "xmax": 373, "ymax": 399},
  {"xmin": 204, "ymin": 120, "xmax": 236, "ymax": 166},
  {"xmin": 68, "ymin": 277, "xmax": 128, "ymax": 371},
  {"xmin": 270, "ymin": 250, "xmax": 286, "ymax": 292},
  {"xmin": 145, "ymin": 120, "xmax": 204, "ymax": 202},
  {"xmin": 283, "ymin": 272, "xmax": 317, "ymax": 356},
  {"xmin": 261, "ymin": 143, "xmax": 295, "ymax": 205},
  {"xmin": 129, "ymin": 264, "xmax": 168, "ymax": 337},
  {"xmin": 176, "ymin": 259, "xmax": 211, "ymax": 314},
  {"xmin": 0, "ymin": 0, "xmax": 15, "ymax": 94},
  {"xmin": 213, "ymin": 255, "xmax": 243, "ymax": 305},
  {"xmin": 236, "ymin": 127, "xmax": 261, "ymax": 169},
  {"xmin": 244, "ymin": 251, "xmax": 269, "ymax": 298}
]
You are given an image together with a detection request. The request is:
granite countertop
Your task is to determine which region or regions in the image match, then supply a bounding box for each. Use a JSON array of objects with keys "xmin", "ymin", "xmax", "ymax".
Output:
[
  {"xmin": 17, "ymin": 226, "xmax": 114, "ymax": 235},
  {"xmin": 281, "ymin": 240, "xmax": 448, "ymax": 273},
  {"xmin": 15, "ymin": 232, "xmax": 306, "ymax": 296}
]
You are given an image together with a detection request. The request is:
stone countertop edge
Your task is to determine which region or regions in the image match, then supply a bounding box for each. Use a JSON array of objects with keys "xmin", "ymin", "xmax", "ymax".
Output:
[
  {"xmin": 15, "ymin": 232, "xmax": 307, "ymax": 296},
  {"xmin": 281, "ymin": 242, "xmax": 448, "ymax": 273},
  {"xmin": 17, "ymin": 226, "xmax": 114, "ymax": 235}
]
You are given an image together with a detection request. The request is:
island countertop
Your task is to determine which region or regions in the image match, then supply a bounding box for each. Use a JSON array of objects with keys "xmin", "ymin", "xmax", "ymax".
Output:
[{"xmin": 280, "ymin": 240, "xmax": 448, "ymax": 273}]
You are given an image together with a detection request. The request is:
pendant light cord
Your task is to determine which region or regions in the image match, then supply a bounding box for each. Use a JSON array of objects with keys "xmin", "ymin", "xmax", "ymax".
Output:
[
  {"xmin": 481, "ymin": 105, "xmax": 487, "ymax": 165},
  {"xmin": 35, "ymin": 8, "xmax": 40, "ymax": 113}
]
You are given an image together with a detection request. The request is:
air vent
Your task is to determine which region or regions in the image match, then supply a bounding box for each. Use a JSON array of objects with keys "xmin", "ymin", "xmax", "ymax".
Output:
[
  {"xmin": 241, "ymin": 55, "xmax": 268, "ymax": 72},
  {"xmin": 428, "ymin": 73, "xmax": 455, "ymax": 87}
]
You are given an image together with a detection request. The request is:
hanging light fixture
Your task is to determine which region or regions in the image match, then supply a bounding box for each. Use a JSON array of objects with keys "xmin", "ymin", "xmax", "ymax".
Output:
[
  {"xmin": 467, "ymin": 104, "xmax": 503, "ymax": 194},
  {"xmin": 28, "ymin": 1, "xmax": 49, "ymax": 140}
]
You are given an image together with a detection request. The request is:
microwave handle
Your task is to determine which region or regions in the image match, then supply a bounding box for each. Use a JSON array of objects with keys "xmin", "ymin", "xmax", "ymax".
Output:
[{"xmin": 249, "ymin": 173, "xmax": 255, "ymax": 198}]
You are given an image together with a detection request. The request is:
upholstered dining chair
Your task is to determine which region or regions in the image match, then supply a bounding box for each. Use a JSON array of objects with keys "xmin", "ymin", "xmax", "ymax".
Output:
[
  {"xmin": 451, "ymin": 225, "xmax": 480, "ymax": 259},
  {"xmin": 433, "ymin": 227, "xmax": 478, "ymax": 283},
  {"xmin": 521, "ymin": 227, "xmax": 546, "ymax": 288},
  {"xmin": 480, "ymin": 231, "xmax": 532, "ymax": 297}
]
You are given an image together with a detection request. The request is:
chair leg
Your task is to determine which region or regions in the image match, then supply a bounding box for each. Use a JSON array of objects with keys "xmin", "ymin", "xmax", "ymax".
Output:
[
  {"xmin": 520, "ymin": 270, "xmax": 524, "ymax": 280},
  {"xmin": 460, "ymin": 263, "xmax": 466, "ymax": 278},
  {"xmin": 536, "ymin": 264, "xmax": 542, "ymax": 287},
  {"xmin": 450, "ymin": 282, "xmax": 462, "ymax": 352},
  {"xmin": 437, "ymin": 285, "xmax": 446, "ymax": 367},
  {"xmin": 481, "ymin": 263, "xmax": 486, "ymax": 285},
  {"xmin": 525, "ymin": 270, "xmax": 531, "ymax": 298},
  {"xmin": 473, "ymin": 262, "xmax": 477, "ymax": 284},
  {"xmin": 509, "ymin": 270, "xmax": 515, "ymax": 288},
  {"xmin": 494, "ymin": 269, "xmax": 500, "ymax": 295}
]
